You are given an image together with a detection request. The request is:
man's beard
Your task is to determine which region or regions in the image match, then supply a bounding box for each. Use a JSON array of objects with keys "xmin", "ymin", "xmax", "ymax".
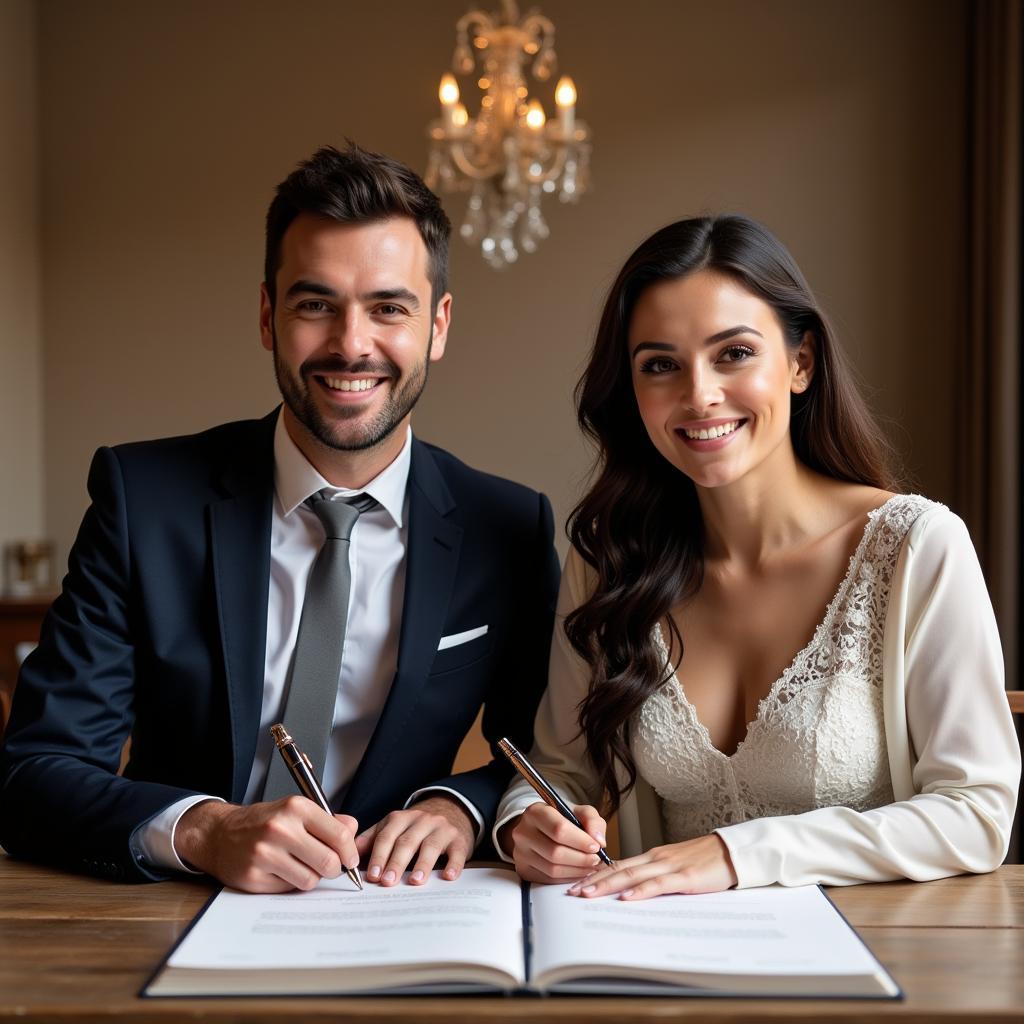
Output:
[{"xmin": 272, "ymin": 330, "xmax": 430, "ymax": 453}]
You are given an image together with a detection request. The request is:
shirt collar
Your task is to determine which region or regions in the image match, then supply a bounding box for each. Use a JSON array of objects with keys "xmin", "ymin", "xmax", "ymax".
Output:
[{"xmin": 273, "ymin": 413, "xmax": 411, "ymax": 528}]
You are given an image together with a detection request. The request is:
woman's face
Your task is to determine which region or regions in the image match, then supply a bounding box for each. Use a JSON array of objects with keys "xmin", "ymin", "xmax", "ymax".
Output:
[{"xmin": 628, "ymin": 269, "xmax": 812, "ymax": 491}]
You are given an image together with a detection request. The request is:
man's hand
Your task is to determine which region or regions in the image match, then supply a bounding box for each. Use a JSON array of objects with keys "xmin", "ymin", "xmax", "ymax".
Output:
[
  {"xmin": 355, "ymin": 795, "xmax": 475, "ymax": 886},
  {"xmin": 175, "ymin": 797, "xmax": 360, "ymax": 893}
]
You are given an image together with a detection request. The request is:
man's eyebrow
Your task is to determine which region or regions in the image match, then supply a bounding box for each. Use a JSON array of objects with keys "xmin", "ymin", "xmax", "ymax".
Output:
[
  {"xmin": 284, "ymin": 279, "xmax": 338, "ymax": 300},
  {"xmin": 363, "ymin": 288, "xmax": 420, "ymax": 311}
]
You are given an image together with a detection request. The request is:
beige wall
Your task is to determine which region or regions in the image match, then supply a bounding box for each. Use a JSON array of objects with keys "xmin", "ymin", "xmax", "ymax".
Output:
[
  {"xmin": 0, "ymin": 0, "xmax": 44, "ymax": 559},
  {"xmin": 35, "ymin": 0, "xmax": 966, "ymax": 565}
]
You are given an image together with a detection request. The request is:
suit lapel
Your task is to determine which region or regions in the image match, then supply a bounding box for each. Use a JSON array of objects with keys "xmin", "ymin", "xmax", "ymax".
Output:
[
  {"xmin": 209, "ymin": 412, "xmax": 276, "ymax": 802},
  {"xmin": 345, "ymin": 439, "xmax": 463, "ymax": 816}
]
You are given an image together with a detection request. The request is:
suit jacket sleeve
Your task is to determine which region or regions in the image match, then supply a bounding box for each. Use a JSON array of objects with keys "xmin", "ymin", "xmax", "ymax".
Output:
[
  {"xmin": 417, "ymin": 490, "xmax": 560, "ymax": 837},
  {"xmin": 0, "ymin": 447, "xmax": 207, "ymax": 882}
]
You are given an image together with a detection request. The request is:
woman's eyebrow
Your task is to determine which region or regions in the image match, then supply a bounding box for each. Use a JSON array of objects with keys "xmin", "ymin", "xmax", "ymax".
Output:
[
  {"xmin": 705, "ymin": 325, "xmax": 763, "ymax": 344},
  {"xmin": 631, "ymin": 341, "xmax": 676, "ymax": 358}
]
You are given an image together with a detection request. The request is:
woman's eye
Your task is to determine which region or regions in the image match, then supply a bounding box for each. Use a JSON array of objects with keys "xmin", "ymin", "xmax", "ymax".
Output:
[
  {"xmin": 640, "ymin": 357, "xmax": 677, "ymax": 374},
  {"xmin": 719, "ymin": 345, "xmax": 755, "ymax": 363}
]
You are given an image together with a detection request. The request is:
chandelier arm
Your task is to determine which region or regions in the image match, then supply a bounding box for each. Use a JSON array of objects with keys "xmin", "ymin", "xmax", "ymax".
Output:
[
  {"xmin": 519, "ymin": 13, "xmax": 555, "ymax": 51},
  {"xmin": 448, "ymin": 141, "xmax": 507, "ymax": 181},
  {"xmin": 455, "ymin": 10, "xmax": 496, "ymax": 51},
  {"xmin": 522, "ymin": 143, "xmax": 568, "ymax": 184}
]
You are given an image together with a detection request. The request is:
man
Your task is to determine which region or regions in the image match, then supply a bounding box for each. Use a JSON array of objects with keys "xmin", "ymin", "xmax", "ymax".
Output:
[{"xmin": 0, "ymin": 144, "xmax": 559, "ymax": 891}]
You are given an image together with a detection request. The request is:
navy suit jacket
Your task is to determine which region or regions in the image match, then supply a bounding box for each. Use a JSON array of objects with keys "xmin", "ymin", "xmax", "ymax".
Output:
[{"xmin": 0, "ymin": 411, "xmax": 560, "ymax": 881}]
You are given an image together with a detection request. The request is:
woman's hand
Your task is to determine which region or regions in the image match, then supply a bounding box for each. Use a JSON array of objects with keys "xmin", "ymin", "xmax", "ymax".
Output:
[
  {"xmin": 567, "ymin": 833, "xmax": 737, "ymax": 899},
  {"xmin": 504, "ymin": 803, "xmax": 608, "ymax": 884}
]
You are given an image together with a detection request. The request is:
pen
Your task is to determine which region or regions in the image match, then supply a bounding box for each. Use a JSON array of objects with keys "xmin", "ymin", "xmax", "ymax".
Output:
[
  {"xmin": 497, "ymin": 736, "xmax": 615, "ymax": 868},
  {"xmin": 270, "ymin": 723, "xmax": 363, "ymax": 890}
]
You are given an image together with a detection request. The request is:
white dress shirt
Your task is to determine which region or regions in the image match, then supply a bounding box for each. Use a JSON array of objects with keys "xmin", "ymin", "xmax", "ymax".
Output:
[{"xmin": 134, "ymin": 417, "xmax": 481, "ymax": 872}]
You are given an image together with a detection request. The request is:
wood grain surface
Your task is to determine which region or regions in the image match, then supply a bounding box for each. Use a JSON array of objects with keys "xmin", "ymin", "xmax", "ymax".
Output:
[{"xmin": 1, "ymin": 856, "xmax": 1021, "ymax": 1023}]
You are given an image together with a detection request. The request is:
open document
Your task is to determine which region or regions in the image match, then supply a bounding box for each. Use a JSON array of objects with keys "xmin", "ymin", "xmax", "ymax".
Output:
[{"xmin": 144, "ymin": 867, "xmax": 899, "ymax": 998}]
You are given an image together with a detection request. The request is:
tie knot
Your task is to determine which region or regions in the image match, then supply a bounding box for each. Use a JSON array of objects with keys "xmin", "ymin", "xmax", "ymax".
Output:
[{"xmin": 307, "ymin": 492, "xmax": 377, "ymax": 540}]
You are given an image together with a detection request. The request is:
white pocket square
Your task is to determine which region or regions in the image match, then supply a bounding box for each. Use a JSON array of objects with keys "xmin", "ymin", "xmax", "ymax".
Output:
[{"xmin": 437, "ymin": 625, "xmax": 488, "ymax": 651}]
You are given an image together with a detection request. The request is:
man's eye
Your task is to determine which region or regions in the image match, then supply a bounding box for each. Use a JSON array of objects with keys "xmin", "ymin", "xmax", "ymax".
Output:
[
  {"xmin": 719, "ymin": 345, "xmax": 755, "ymax": 363},
  {"xmin": 376, "ymin": 304, "xmax": 403, "ymax": 316},
  {"xmin": 297, "ymin": 300, "xmax": 331, "ymax": 314}
]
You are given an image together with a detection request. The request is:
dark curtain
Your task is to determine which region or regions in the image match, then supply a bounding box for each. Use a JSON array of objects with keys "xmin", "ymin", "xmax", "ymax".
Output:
[{"xmin": 957, "ymin": 0, "xmax": 1022, "ymax": 862}]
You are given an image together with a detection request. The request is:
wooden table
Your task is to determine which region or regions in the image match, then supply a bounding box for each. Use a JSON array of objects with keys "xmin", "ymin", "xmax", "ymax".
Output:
[{"xmin": 0, "ymin": 856, "xmax": 1022, "ymax": 1023}]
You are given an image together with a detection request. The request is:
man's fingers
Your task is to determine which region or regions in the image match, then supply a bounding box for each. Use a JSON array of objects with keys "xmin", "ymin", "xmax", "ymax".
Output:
[
  {"xmin": 440, "ymin": 844, "xmax": 467, "ymax": 881},
  {"xmin": 354, "ymin": 821, "xmax": 379, "ymax": 858},
  {"xmin": 381, "ymin": 822, "xmax": 446, "ymax": 886},
  {"xmin": 299, "ymin": 806, "xmax": 359, "ymax": 871}
]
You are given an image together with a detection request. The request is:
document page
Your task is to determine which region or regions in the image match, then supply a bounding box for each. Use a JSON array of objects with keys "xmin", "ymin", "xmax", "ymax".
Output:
[
  {"xmin": 167, "ymin": 867, "xmax": 525, "ymax": 981},
  {"xmin": 530, "ymin": 883, "xmax": 885, "ymax": 984}
]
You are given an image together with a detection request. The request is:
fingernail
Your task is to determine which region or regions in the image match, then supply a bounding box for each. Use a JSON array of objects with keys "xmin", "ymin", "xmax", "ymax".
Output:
[
  {"xmin": 620, "ymin": 889, "xmax": 633, "ymax": 898},
  {"xmin": 443, "ymin": 868, "xmax": 457, "ymax": 879},
  {"xmin": 581, "ymin": 884, "xmax": 596, "ymax": 894},
  {"xmin": 567, "ymin": 884, "xmax": 580, "ymax": 894},
  {"xmin": 383, "ymin": 870, "xmax": 396, "ymax": 883},
  {"xmin": 367, "ymin": 865, "xmax": 381, "ymax": 880},
  {"xmin": 411, "ymin": 870, "xmax": 424, "ymax": 882},
  {"xmin": 588, "ymin": 844, "xmax": 599, "ymax": 853}
]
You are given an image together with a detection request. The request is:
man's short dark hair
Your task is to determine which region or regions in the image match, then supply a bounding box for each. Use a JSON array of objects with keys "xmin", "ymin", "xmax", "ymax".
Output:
[{"xmin": 264, "ymin": 143, "xmax": 451, "ymax": 310}]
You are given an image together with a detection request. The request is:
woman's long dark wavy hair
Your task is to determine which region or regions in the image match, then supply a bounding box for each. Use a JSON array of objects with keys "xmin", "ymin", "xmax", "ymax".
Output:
[{"xmin": 568, "ymin": 215, "xmax": 902, "ymax": 815}]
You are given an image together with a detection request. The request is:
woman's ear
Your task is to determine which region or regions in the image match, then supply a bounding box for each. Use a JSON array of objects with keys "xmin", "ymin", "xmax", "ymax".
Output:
[{"xmin": 791, "ymin": 331, "xmax": 816, "ymax": 393}]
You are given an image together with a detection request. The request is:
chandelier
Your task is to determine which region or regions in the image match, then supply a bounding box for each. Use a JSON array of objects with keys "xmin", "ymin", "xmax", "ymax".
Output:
[{"xmin": 425, "ymin": 0, "xmax": 591, "ymax": 269}]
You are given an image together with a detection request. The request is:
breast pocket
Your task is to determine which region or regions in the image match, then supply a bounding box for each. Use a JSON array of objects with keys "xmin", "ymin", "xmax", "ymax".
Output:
[{"xmin": 430, "ymin": 625, "xmax": 492, "ymax": 676}]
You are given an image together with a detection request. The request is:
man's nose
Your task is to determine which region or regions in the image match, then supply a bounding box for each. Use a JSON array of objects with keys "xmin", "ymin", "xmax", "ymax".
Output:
[{"xmin": 327, "ymin": 309, "xmax": 373, "ymax": 361}]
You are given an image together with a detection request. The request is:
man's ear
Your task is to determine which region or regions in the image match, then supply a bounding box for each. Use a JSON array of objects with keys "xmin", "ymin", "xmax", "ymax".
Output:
[
  {"xmin": 428, "ymin": 293, "xmax": 453, "ymax": 362},
  {"xmin": 259, "ymin": 283, "xmax": 274, "ymax": 352},
  {"xmin": 791, "ymin": 330, "xmax": 815, "ymax": 393}
]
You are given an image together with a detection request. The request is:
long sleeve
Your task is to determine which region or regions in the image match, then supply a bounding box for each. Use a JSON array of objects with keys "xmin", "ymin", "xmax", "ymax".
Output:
[{"xmin": 718, "ymin": 508, "xmax": 1021, "ymax": 887}]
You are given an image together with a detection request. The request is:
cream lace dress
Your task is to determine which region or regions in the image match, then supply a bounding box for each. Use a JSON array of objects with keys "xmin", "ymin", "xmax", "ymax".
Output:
[{"xmin": 631, "ymin": 494, "xmax": 933, "ymax": 843}]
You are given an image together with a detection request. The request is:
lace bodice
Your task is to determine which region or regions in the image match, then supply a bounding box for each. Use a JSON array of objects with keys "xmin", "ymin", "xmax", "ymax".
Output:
[{"xmin": 632, "ymin": 494, "xmax": 938, "ymax": 843}]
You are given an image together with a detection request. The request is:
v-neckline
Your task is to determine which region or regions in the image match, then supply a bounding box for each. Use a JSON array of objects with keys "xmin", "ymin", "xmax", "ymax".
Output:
[{"xmin": 656, "ymin": 495, "xmax": 899, "ymax": 761}]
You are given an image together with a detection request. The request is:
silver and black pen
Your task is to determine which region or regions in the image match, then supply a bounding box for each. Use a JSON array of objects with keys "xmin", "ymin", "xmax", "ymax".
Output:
[
  {"xmin": 270, "ymin": 723, "xmax": 363, "ymax": 890},
  {"xmin": 498, "ymin": 736, "xmax": 615, "ymax": 868}
]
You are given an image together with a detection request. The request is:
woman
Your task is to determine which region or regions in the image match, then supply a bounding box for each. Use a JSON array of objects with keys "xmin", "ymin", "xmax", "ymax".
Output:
[{"xmin": 496, "ymin": 215, "xmax": 1020, "ymax": 897}]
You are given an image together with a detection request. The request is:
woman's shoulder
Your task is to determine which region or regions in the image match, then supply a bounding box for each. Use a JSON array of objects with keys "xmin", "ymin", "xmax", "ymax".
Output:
[{"xmin": 865, "ymin": 492, "xmax": 977, "ymax": 571}]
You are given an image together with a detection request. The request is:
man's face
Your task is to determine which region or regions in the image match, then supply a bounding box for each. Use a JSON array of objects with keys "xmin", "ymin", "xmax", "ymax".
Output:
[{"xmin": 260, "ymin": 214, "xmax": 450, "ymax": 455}]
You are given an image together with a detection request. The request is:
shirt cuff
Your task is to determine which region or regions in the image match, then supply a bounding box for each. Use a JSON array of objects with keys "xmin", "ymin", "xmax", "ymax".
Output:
[
  {"xmin": 131, "ymin": 794, "xmax": 226, "ymax": 874},
  {"xmin": 405, "ymin": 786, "xmax": 485, "ymax": 849}
]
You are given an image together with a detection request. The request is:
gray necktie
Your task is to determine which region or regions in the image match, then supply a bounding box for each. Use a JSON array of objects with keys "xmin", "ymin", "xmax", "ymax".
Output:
[{"xmin": 263, "ymin": 491, "xmax": 377, "ymax": 801}]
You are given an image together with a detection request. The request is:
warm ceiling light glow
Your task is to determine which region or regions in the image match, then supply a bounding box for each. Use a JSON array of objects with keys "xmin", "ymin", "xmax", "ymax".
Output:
[
  {"xmin": 555, "ymin": 76, "xmax": 577, "ymax": 108},
  {"xmin": 439, "ymin": 73, "xmax": 460, "ymax": 106},
  {"xmin": 426, "ymin": 2, "xmax": 591, "ymax": 268},
  {"xmin": 525, "ymin": 100, "xmax": 546, "ymax": 129}
]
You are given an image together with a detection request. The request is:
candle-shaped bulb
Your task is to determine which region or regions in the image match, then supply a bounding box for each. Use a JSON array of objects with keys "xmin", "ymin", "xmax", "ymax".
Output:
[
  {"xmin": 555, "ymin": 76, "xmax": 576, "ymax": 135},
  {"xmin": 439, "ymin": 73, "xmax": 460, "ymax": 107},
  {"xmin": 555, "ymin": 76, "xmax": 577, "ymax": 109},
  {"xmin": 452, "ymin": 102, "xmax": 469, "ymax": 128},
  {"xmin": 525, "ymin": 99, "xmax": 546, "ymax": 130}
]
